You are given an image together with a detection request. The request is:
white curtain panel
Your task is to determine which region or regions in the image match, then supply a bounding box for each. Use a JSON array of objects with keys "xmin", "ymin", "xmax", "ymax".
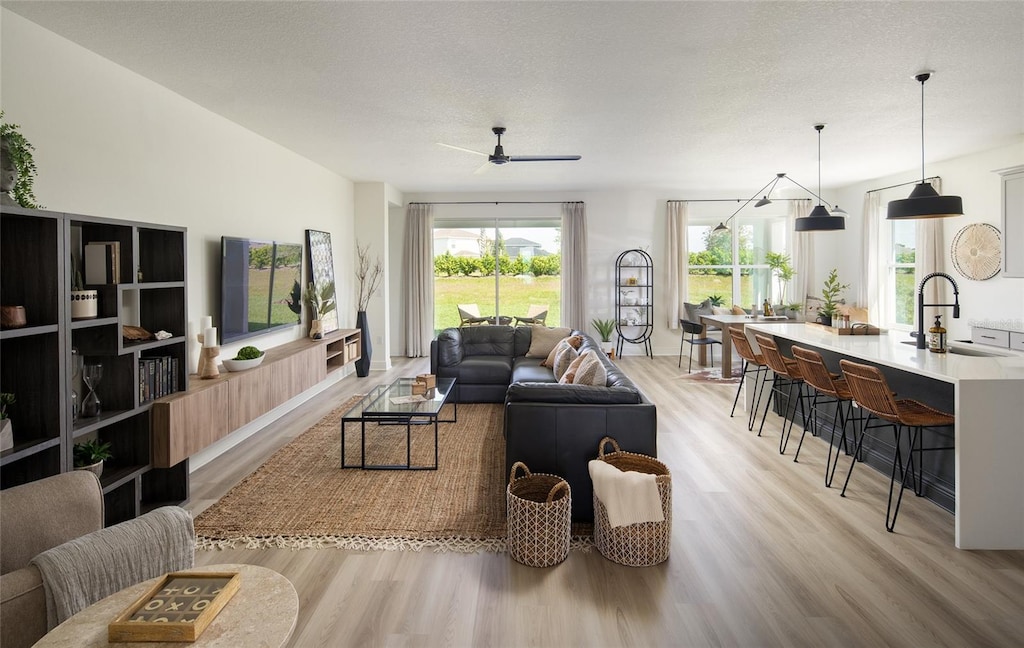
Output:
[
  {"xmin": 915, "ymin": 178, "xmax": 948, "ymax": 318},
  {"xmin": 665, "ymin": 201, "xmax": 688, "ymax": 329},
  {"xmin": 561, "ymin": 202, "xmax": 588, "ymax": 331},
  {"xmin": 403, "ymin": 203, "xmax": 434, "ymax": 357},
  {"xmin": 860, "ymin": 191, "xmax": 884, "ymax": 325},
  {"xmin": 788, "ymin": 199, "xmax": 813, "ymax": 309}
]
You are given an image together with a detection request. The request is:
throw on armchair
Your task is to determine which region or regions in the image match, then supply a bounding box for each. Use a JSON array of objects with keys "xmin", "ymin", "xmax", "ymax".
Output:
[{"xmin": 0, "ymin": 471, "xmax": 195, "ymax": 648}]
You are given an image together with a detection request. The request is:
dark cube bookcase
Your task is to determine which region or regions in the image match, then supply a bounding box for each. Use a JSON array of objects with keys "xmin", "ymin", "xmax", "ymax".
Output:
[{"xmin": 1, "ymin": 205, "xmax": 189, "ymax": 524}]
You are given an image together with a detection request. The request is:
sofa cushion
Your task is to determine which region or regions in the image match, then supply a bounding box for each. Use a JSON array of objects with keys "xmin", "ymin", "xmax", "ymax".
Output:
[
  {"xmin": 462, "ymin": 325, "xmax": 515, "ymax": 357},
  {"xmin": 453, "ymin": 356, "xmax": 513, "ymax": 385},
  {"xmin": 541, "ymin": 334, "xmax": 582, "ymax": 368},
  {"xmin": 511, "ymin": 357, "xmax": 558, "ymax": 384},
  {"xmin": 513, "ymin": 325, "xmax": 534, "ymax": 357},
  {"xmin": 525, "ymin": 326, "xmax": 572, "ymax": 358}
]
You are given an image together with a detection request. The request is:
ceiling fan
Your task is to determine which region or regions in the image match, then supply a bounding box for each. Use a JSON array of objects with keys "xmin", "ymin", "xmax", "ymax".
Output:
[{"xmin": 439, "ymin": 127, "xmax": 581, "ymax": 173}]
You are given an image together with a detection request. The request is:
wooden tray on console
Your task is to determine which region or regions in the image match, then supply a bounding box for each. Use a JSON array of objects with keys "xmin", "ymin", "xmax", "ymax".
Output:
[
  {"xmin": 805, "ymin": 322, "xmax": 884, "ymax": 336},
  {"xmin": 108, "ymin": 571, "xmax": 240, "ymax": 642}
]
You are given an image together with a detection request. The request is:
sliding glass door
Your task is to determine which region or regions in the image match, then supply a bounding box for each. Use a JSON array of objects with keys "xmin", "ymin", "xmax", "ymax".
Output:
[{"xmin": 433, "ymin": 219, "xmax": 561, "ymax": 332}]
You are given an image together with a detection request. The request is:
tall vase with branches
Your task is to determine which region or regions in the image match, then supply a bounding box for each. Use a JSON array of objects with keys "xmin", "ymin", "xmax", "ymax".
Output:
[{"xmin": 354, "ymin": 241, "xmax": 383, "ymax": 377}]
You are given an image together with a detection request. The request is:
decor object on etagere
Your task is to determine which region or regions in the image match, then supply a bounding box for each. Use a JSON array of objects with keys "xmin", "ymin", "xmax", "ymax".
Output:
[
  {"xmin": 355, "ymin": 241, "xmax": 383, "ymax": 377},
  {"xmin": 0, "ymin": 392, "xmax": 15, "ymax": 452},
  {"xmin": 81, "ymin": 363, "xmax": 103, "ymax": 417},
  {"xmin": 70, "ymin": 255, "xmax": 98, "ymax": 320},
  {"xmin": 200, "ymin": 326, "xmax": 220, "ymax": 379}
]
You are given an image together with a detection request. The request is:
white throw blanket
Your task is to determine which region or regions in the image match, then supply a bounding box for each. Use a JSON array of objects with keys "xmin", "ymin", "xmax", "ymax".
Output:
[{"xmin": 588, "ymin": 459, "xmax": 664, "ymax": 528}]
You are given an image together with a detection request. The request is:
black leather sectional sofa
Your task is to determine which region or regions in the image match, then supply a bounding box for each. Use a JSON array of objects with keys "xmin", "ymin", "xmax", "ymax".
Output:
[{"xmin": 430, "ymin": 325, "xmax": 657, "ymax": 521}]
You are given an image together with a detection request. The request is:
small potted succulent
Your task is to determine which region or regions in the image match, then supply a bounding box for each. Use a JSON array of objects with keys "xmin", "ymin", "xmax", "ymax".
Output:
[
  {"xmin": 591, "ymin": 318, "xmax": 616, "ymax": 354},
  {"xmin": 73, "ymin": 438, "xmax": 113, "ymax": 478},
  {"xmin": 223, "ymin": 345, "xmax": 265, "ymax": 372}
]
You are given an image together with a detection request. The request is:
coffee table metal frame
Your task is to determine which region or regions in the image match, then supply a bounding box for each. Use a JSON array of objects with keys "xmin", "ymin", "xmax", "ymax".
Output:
[{"xmin": 340, "ymin": 377, "xmax": 457, "ymax": 470}]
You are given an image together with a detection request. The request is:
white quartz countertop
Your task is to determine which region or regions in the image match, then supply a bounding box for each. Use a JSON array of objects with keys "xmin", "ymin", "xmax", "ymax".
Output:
[{"xmin": 745, "ymin": 323, "xmax": 1024, "ymax": 384}]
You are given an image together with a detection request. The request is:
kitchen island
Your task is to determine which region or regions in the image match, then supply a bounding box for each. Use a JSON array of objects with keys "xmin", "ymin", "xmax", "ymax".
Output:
[{"xmin": 746, "ymin": 322, "xmax": 1024, "ymax": 550}]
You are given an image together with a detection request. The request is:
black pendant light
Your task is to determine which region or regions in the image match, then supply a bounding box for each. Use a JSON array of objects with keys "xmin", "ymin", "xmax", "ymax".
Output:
[
  {"xmin": 887, "ymin": 71, "xmax": 964, "ymax": 220},
  {"xmin": 794, "ymin": 124, "xmax": 845, "ymax": 232}
]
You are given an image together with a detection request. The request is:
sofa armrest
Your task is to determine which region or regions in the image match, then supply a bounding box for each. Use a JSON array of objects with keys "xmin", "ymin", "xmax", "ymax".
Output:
[
  {"xmin": 0, "ymin": 566, "xmax": 47, "ymax": 648},
  {"xmin": 0, "ymin": 472, "xmax": 104, "ymax": 576}
]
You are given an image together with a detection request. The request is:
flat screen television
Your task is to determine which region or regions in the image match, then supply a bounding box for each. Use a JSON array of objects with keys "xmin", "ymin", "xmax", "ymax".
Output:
[{"xmin": 220, "ymin": 236, "xmax": 303, "ymax": 344}]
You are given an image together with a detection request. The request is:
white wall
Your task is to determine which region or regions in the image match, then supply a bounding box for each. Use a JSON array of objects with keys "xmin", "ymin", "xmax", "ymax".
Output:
[
  {"xmin": 827, "ymin": 138, "xmax": 1024, "ymax": 340},
  {"xmin": 2, "ymin": 10, "xmax": 357, "ymax": 467}
]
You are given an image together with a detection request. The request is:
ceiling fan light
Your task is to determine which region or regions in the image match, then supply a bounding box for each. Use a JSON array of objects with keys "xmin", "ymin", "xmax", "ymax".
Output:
[
  {"xmin": 887, "ymin": 182, "xmax": 964, "ymax": 219},
  {"xmin": 795, "ymin": 204, "xmax": 846, "ymax": 231}
]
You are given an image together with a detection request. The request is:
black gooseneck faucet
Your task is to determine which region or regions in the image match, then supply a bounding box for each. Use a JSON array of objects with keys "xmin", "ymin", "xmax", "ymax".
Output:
[{"xmin": 915, "ymin": 272, "xmax": 960, "ymax": 349}]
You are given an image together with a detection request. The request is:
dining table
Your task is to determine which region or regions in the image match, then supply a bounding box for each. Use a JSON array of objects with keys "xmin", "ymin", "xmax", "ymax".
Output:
[{"xmin": 696, "ymin": 313, "xmax": 791, "ymax": 376}]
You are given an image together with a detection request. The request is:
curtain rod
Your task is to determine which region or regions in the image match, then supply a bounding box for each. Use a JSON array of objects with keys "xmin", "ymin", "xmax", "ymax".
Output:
[
  {"xmin": 866, "ymin": 175, "xmax": 940, "ymax": 195},
  {"xmin": 666, "ymin": 198, "xmax": 809, "ymax": 203},
  {"xmin": 408, "ymin": 201, "xmax": 583, "ymax": 205}
]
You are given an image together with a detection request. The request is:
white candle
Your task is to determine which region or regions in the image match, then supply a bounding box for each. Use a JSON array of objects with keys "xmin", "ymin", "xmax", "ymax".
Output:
[
  {"xmin": 203, "ymin": 327, "xmax": 217, "ymax": 348},
  {"xmin": 200, "ymin": 315, "xmax": 212, "ymax": 331}
]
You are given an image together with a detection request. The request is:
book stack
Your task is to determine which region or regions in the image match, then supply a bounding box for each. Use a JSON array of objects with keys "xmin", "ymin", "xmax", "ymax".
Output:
[
  {"xmin": 84, "ymin": 241, "xmax": 121, "ymax": 284},
  {"xmin": 139, "ymin": 356, "xmax": 180, "ymax": 403}
]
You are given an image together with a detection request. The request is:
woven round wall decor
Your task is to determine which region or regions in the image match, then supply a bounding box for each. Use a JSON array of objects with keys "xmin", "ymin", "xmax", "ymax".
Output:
[{"xmin": 951, "ymin": 223, "xmax": 1001, "ymax": 281}]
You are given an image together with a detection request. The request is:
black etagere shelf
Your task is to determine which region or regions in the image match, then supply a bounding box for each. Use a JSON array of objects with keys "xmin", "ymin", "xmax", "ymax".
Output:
[{"xmin": 614, "ymin": 248, "xmax": 654, "ymax": 358}]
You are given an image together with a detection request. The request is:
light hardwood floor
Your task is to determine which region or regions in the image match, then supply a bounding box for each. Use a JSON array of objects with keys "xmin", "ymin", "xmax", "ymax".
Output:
[{"xmin": 187, "ymin": 355, "xmax": 1024, "ymax": 647}]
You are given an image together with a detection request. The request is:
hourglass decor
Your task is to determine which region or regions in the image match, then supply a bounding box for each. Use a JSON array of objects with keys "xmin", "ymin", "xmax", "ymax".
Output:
[{"xmin": 81, "ymin": 363, "xmax": 103, "ymax": 418}]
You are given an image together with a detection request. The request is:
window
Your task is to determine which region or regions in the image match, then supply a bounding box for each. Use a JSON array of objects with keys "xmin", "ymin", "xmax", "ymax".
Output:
[
  {"xmin": 889, "ymin": 220, "xmax": 916, "ymax": 329},
  {"xmin": 433, "ymin": 218, "xmax": 561, "ymax": 332},
  {"xmin": 687, "ymin": 210, "xmax": 789, "ymax": 310}
]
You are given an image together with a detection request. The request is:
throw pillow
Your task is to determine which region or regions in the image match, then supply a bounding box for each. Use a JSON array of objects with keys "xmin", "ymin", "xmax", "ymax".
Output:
[
  {"xmin": 731, "ymin": 305, "xmax": 747, "ymax": 315},
  {"xmin": 712, "ymin": 306, "xmax": 730, "ymax": 316},
  {"xmin": 540, "ymin": 334, "xmax": 583, "ymax": 368},
  {"xmin": 569, "ymin": 348, "xmax": 606, "ymax": 384},
  {"xmin": 526, "ymin": 326, "xmax": 572, "ymax": 358},
  {"xmin": 559, "ymin": 351, "xmax": 587, "ymax": 384},
  {"xmin": 552, "ymin": 344, "xmax": 579, "ymax": 380},
  {"xmin": 682, "ymin": 302, "xmax": 700, "ymax": 322}
]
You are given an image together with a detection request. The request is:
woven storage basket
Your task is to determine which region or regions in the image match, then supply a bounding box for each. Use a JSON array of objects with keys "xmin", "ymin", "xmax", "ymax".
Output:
[
  {"xmin": 593, "ymin": 436, "xmax": 672, "ymax": 567},
  {"xmin": 506, "ymin": 461, "xmax": 571, "ymax": 567}
]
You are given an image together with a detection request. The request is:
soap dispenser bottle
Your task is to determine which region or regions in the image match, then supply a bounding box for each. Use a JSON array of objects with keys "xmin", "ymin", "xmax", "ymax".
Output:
[{"xmin": 928, "ymin": 315, "xmax": 947, "ymax": 353}]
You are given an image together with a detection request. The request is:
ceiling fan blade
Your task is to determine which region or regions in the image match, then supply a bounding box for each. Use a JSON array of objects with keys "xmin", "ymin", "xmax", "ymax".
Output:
[
  {"xmin": 508, "ymin": 155, "xmax": 582, "ymax": 162},
  {"xmin": 472, "ymin": 160, "xmax": 494, "ymax": 175},
  {"xmin": 437, "ymin": 142, "xmax": 488, "ymax": 157}
]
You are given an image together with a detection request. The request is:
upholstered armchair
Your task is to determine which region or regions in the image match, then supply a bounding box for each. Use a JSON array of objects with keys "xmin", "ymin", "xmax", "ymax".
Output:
[{"xmin": 0, "ymin": 471, "xmax": 194, "ymax": 648}]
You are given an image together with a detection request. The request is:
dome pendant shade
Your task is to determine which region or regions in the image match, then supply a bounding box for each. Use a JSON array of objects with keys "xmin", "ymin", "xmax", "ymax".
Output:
[
  {"xmin": 887, "ymin": 182, "xmax": 964, "ymax": 219},
  {"xmin": 795, "ymin": 204, "xmax": 845, "ymax": 231}
]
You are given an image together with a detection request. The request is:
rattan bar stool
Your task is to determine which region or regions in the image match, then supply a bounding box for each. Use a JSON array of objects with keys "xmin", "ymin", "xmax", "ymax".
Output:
[
  {"xmin": 728, "ymin": 327, "xmax": 769, "ymax": 431},
  {"xmin": 838, "ymin": 359, "xmax": 955, "ymax": 532},
  {"xmin": 753, "ymin": 333, "xmax": 812, "ymax": 454},
  {"xmin": 790, "ymin": 346, "xmax": 861, "ymax": 486}
]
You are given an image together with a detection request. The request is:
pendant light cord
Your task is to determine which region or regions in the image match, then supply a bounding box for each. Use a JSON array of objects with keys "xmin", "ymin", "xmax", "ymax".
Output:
[
  {"xmin": 920, "ymin": 75, "xmax": 926, "ymax": 183},
  {"xmin": 817, "ymin": 127, "xmax": 822, "ymax": 203}
]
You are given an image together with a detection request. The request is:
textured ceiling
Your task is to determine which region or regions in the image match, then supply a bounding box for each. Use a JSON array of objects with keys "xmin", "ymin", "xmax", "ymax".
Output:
[{"xmin": 4, "ymin": 1, "xmax": 1023, "ymax": 194}]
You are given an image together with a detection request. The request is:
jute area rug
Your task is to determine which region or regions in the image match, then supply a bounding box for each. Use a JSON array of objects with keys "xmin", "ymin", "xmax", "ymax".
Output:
[{"xmin": 196, "ymin": 396, "xmax": 513, "ymax": 553}]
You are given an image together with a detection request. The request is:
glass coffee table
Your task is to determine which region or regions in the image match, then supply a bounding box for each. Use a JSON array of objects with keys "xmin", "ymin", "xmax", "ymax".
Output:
[{"xmin": 340, "ymin": 377, "xmax": 456, "ymax": 470}]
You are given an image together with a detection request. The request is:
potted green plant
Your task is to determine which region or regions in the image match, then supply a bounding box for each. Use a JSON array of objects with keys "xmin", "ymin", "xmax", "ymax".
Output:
[
  {"xmin": 817, "ymin": 268, "xmax": 849, "ymax": 327},
  {"xmin": 223, "ymin": 345, "xmax": 265, "ymax": 372},
  {"xmin": 303, "ymin": 280, "xmax": 336, "ymax": 340},
  {"xmin": 0, "ymin": 392, "xmax": 15, "ymax": 452},
  {"xmin": 707, "ymin": 294, "xmax": 725, "ymax": 307},
  {"xmin": 0, "ymin": 110, "xmax": 42, "ymax": 209},
  {"xmin": 73, "ymin": 438, "xmax": 113, "ymax": 478},
  {"xmin": 591, "ymin": 318, "xmax": 616, "ymax": 354},
  {"xmin": 766, "ymin": 252, "xmax": 795, "ymax": 307}
]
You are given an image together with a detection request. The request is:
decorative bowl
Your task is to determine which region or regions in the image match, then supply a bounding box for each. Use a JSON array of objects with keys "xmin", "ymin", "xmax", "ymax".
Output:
[{"xmin": 223, "ymin": 353, "xmax": 265, "ymax": 372}]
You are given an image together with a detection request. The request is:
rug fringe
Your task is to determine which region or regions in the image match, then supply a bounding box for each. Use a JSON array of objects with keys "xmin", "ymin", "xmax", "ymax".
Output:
[{"xmin": 197, "ymin": 534, "xmax": 595, "ymax": 554}]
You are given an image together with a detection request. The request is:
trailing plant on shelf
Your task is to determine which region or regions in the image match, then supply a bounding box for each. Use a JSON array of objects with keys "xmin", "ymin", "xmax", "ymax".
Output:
[
  {"xmin": 818, "ymin": 268, "xmax": 849, "ymax": 319},
  {"xmin": 0, "ymin": 110, "xmax": 42, "ymax": 209},
  {"xmin": 356, "ymin": 241, "xmax": 383, "ymax": 312},
  {"xmin": 591, "ymin": 318, "xmax": 616, "ymax": 343}
]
